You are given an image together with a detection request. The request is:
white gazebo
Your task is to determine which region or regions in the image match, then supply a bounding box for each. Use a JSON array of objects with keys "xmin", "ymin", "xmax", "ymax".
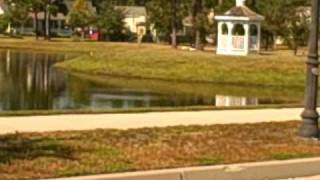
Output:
[{"xmin": 215, "ymin": 0, "xmax": 264, "ymax": 56}]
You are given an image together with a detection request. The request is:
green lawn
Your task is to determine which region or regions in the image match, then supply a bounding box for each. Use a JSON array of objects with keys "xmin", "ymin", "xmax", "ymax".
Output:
[
  {"xmin": 0, "ymin": 121, "xmax": 319, "ymax": 180},
  {"xmin": 0, "ymin": 38, "xmax": 307, "ymax": 87}
]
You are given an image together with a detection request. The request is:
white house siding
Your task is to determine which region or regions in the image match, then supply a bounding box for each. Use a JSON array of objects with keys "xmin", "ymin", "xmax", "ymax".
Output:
[
  {"xmin": 0, "ymin": 2, "xmax": 4, "ymax": 15},
  {"xmin": 124, "ymin": 16, "xmax": 146, "ymax": 33},
  {"xmin": 116, "ymin": 6, "xmax": 147, "ymax": 35}
]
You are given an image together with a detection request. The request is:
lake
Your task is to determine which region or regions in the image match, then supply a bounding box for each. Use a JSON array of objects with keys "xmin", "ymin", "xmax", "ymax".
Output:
[{"xmin": 0, "ymin": 48, "xmax": 303, "ymax": 111}]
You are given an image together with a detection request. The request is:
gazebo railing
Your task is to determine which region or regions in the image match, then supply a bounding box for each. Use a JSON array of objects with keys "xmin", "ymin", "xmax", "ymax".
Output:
[
  {"xmin": 219, "ymin": 35, "xmax": 229, "ymax": 49},
  {"xmin": 232, "ymin": 36, "xmax": 245, "ymax": 50}
]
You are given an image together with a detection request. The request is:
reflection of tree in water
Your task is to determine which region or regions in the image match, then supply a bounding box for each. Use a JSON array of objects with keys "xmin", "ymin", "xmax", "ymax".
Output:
[{"xmin": 0, "ymin": 49, "xmax": 66, "ymax": 110}]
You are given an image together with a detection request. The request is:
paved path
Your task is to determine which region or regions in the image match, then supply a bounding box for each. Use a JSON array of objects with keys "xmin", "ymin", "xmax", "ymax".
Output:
[
  {"xmin": 51, "ymin": 157, "xmax": 320, "ymax": 180},
  {"xmin": 295, "ymin": 176, "xmax": 320, "ymax": 180},
  {"xmin": 0, "ymin": 108, "xmax": 303, "ymax": 134},
  {"xmin": 281, "ymin": 175, "xmax": 320, "ymax": 180}
]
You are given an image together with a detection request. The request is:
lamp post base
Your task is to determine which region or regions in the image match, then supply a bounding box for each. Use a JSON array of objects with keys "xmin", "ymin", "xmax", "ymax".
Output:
[{"xmin": 300, "ymin": 110, "xmax": 319, "ymax": 138}]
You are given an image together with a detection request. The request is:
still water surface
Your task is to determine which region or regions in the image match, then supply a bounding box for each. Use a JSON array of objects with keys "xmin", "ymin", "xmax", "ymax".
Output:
[{"xmin": 0, "ymin": 48, "xmax": 303, "ymax": 111}]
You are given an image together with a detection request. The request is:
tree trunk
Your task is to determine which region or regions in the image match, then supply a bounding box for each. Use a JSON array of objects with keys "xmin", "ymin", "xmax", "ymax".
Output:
[
  {"xmin": 35, "ymin": 11, "xmax": 39, "ymax": 40},
  {"xmin": 20, "ymin": 23, "xmax": 25, "ymax": 34},
  {"xmin": 294, "ymin": 46, "xmax": 298, "ymax": 56},
  {"xmin": 47, "ymin": 12, "xmax": 51, "ymax": 40},
  {"xmin": 195, "ymin": 30, "xmax": 202, "ymax": 50},
  {"xmin": 44, "ymin": 7, "xmax": 48, "ymax": 39},
  {"xmin": 293, "ymin": 40, "xmax": 299, "ymax": 56},
  {"xmin": 265, "ymin": 34, "xmax": 269, "ymax": 51},
  {"xmin": 81, "ymin": 26, "xmax": 85, "ymax": 40},
  {"xmin": 97, "ymin": 28, "xmax": 102, "ymax": 41},
  {"xmin": 45, "ymin": 4, "xmax": 51, "ymax": 40},
  {"xmin": 171, "ymin": 0, "xmax": 177, "ymax": 48},
  {"xmin": 193, "ymin": 0, "xmax": 203, "ymax": 50}
]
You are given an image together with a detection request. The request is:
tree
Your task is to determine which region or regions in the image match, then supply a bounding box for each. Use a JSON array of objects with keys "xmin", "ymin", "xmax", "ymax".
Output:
[
  {"xmin": 191, "ymin": 0, "xmax": 204, "ymax": 50},
  {"xmin": 5, "ymin": 0, "xmax": 30, "ymax": 34},
  {"xmin": 28, "ymin": 0, "xmax": 44, "ymax": 39},
  {"xmin": 255, "ymin": 0, "xmax": 309, "ymax": 53},
  {"xmin": 287, "ymin": 7, "xmax": 309, "ymax": 55},
  {"xmin": 0, "ymin": 15, "xmax": 9, "ymax": 33},
  {"xmin": 95, "ymin": 2, "xmax": 126, "ymax": 41},
  {"xmin": 190, "ymin": 0, "xmax": 218, "ymax": 50},
  {"xmin": 67, "ymin": 0, "xmax": 94, "ymax": 39},
  {"xmin": 146, "ymin": 0, "xmax": 188, "ymax": 47},
  {"xmin": 171, "ymin": 0, "xmax": 178, "ymax": 48},
  {"xmin": 42, "ymin": 0, "xmax": 66, "ymax": 40}
]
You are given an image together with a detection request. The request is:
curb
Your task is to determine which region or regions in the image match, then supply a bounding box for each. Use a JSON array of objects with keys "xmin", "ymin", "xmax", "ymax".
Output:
[{"xmin": 47, "ymin": 157, "xmax": 320, "ymax": 180}]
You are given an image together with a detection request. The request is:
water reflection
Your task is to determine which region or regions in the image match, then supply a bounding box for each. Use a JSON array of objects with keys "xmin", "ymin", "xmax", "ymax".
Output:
[
  {"xmin": 0, "ymin": 49, "xmax": 66, "ymax": 110},
  {"xmin": 0, "ymin": 48, "xmax": 303, "ymax": 111},
  {"xmin": 215, "ymin": 95, "xmax": 258, "ymax": 107}
]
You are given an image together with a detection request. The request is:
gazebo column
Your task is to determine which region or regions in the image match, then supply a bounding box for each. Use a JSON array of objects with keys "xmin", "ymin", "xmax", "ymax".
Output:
[
  {"xmin": 217, "ymin": 22, "xmax": 223, "ymax": 53},
  {"xmin": 243, "ymin": 23, "xmax": 250, "ymax": 55},
  {"xmin": 257, "ymin": 23, "xmax": 261, "ymax": 52},
  {"xmin": 227, "ymin": 22, "xmax": 234, "ymax": 53}
]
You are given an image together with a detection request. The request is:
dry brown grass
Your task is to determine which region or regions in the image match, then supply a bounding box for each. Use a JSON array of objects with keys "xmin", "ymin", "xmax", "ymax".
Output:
[{"xmin": 0, "ymin": 121, "xmax": 319, "ymax": 179}]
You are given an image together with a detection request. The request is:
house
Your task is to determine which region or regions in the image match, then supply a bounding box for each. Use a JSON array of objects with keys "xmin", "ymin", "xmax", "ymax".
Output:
[
  {"xmin": 0, "ymin": 0, "xmax": 4, "ymax": 16},
  {"xmin": 2, "ymin": 0, "xmax": 96, "ymax": 36},
  {"xmin": 1, "ymin": 0, "xmax": 149, "ymax": 38},
  {"xmin": 26, "ymin": 12, "xmax": 72, "ymax": 36},
  {"xmin": 116, "ymin": 6, "xmax": 148, "ymax": 36}
]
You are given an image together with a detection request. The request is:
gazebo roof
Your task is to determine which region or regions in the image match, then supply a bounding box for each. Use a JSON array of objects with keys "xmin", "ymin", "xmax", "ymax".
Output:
[
  {"xmin": 215, "ymin": 1, "xmax": 264, "ymax": 21},
  {"xmin": 226, "ymin": 6, "xmax": 262, "ymax": 18}
]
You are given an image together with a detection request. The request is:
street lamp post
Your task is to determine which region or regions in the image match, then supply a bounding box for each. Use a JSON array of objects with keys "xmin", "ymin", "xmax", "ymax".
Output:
[{"xmin": 299, "ymin": 0, "xmax": 320, "ymax": 138}]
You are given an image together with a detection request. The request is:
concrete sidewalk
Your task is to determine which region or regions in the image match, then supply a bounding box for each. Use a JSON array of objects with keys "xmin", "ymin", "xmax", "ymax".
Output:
[
  {"xmin": 49, "ymin": 157, "xmax": 320, "ymax": 180},
  {"xmin": 281, "ymin": 176, "xmax": 320, "ymax": 180},
  {"xmin": 291, "ymin": 175, "xmax": 320, "ymax": 180},
  {"xmin": 0, "ymin": 108, "xmax": 302, "ymax": 134}
]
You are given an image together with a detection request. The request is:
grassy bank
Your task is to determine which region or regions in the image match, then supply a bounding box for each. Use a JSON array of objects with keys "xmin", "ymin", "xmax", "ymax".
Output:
[
  {"xmin": 0, "ymin": 121, "xmax": 319, "ymax": 179},
  {"xmin": 69, "ymin": 72, "xmax": 305, "ymax": 104},
  {"xmin": 0, "ymin": 38, "xmax": 306, "ymax": 87}
]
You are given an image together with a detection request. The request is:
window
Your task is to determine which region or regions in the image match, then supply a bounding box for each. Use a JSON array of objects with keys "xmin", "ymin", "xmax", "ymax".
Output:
[{"xmin": 232, "ymin": 24, "xmax": 245, "ymax": 36}]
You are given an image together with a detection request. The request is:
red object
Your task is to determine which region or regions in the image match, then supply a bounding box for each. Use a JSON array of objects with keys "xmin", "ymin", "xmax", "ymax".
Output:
[{"xmin": 91, "ymin": 32, "xmax": 99, "ymax": 41}]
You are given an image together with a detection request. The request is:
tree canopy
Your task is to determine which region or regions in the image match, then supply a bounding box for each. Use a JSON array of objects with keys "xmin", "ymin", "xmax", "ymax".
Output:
[{"xmin": 1, "ymin": 0, "xmax": 312, "ymax": 53}]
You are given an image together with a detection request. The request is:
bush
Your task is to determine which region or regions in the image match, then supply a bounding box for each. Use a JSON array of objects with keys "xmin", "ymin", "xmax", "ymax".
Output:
[
  {"xmin": 177, "ymin": 35, "xmax": 193, "ymax": 44},
  {"xmin": 142, "ymin": 32, "xmax": 154, "ymax": 43},
  {"xmin": 71, "ymin": 31, "xmax": 81, "ymax": 41},
  {"xmin": 156, "ymin": 34, "xmax": 193, "ymax": 44}
]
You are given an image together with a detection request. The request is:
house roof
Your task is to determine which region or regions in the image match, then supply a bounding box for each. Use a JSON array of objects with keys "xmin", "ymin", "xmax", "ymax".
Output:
[
  {"xmin": 136, "ymin": 22, "xmax": 146, "ymax": 26},
  {"xmin": 116, "ymin": 6, "xmax": 146, "ymax": 17}
]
